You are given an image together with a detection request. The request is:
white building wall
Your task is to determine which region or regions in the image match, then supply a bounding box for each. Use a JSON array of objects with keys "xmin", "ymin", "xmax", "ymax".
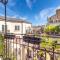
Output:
[
  {"xmin": 0, "ymin": 18, "xmax": 32, "ymax": 60},
  {"xmin": 0, "ymin": 21, "xmax": 5, "ymax": 32},
  {"xmin": 23, "ymin": 23, "xmax": 32, "ymax": 34},
  {"xmin": 0, "ymin": 20, "xmax": 32, "ymax": 35}
]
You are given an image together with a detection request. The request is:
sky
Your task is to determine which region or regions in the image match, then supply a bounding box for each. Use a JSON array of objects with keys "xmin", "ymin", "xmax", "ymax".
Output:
[{"xmin": 0, "ymin": 0, "xmax": 60, "ymax": 25}]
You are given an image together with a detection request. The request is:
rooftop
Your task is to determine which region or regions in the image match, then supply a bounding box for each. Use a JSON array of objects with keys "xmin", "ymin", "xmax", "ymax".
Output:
[{"xmin": 0, "ymin": 16, "xmax": 31, "ymax": 24}]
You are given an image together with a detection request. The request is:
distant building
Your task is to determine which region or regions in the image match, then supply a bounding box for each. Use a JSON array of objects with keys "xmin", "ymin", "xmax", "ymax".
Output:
[
  {"xmin": 48, "ymin": 9, "xmax": 60, "ymax": 26},
  {"xmin": 32, "ymin": 25, "xmax": 44, "ymax": 34}
]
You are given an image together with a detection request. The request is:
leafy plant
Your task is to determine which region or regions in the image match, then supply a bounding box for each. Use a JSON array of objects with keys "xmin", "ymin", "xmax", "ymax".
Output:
[
  {"xmin": 44, "ymin": 25, "xmax": 60, "ymax": 34},
  {"xmin": 0, "ymin": 34, "xmax": 4, "ymax": 55}
]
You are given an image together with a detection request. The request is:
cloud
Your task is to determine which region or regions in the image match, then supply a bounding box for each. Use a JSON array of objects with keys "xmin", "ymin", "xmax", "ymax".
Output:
[
  {"xmin": 19, "ymin": 16, "xmax": 27, "ymax": 20},
  {"xmin": 8, "ymin": 0, "xmax": 16, "ymax": 7},
  {"xmin": 9, "ymin": 15, "xmax": 19, "ymax": 18},
  {"xmin": 0, "ymin": 0, "xmax": 17, "ymax": 16},
  {"xmin": 0, "ymin": 6, "xmax": 27, "ymax": 20},
  {"xmin": 26, "ymin": 0, "xmax": 36, "ymax": 8},
  {"xmin": 0, "ymin": 0, "xmax": 28, "ymax": 21},
  {"xmin": 0, "ymin": 0, "xmax": 19, "ymax": 18},
  {"xmin": 34, "ymin": 6, "xmax": 60, "ymax": 25},
  {"xmin": 0, "ymin": 4, "xmax": 27, "ymax": 20},
  {"xmin": 0, "ymin": 13, "xmax": 4, "ymax": 16}
]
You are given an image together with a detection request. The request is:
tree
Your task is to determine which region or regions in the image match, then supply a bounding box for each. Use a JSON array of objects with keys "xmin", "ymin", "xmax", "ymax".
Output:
[
  {"xmin": 44, "ymin": 25, "xmax": 55, "ymax": 34},
  {"xmin": 40, "ymin": 37, "xmax": 53, "ymax": 48},
  {"xmin": 54, "ymin": 25, "xmax": 60, "ymax": 34},
  {"xmin": 44, "ymin": 25, "xmax": 60, "ymax": 34}
]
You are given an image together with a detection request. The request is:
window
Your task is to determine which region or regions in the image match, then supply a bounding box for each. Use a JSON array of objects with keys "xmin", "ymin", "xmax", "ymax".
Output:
[
  {"xmin": 15, "ymin": 25, "xmax": 20, "ymax": 31},
  {"xmin": 49, "ymin": 20, "xmax": 53, "ymax": 23},
  {"xmin": 2, "ymin": 25, "xmax": 5, "ymax": 32},
  {"xmin": 26, "ymin": 27, "xmax": 31, "ymax": 33},
  {"xmin": 2, "ymin": 25, "xmax": 7, "ymax": 32}
]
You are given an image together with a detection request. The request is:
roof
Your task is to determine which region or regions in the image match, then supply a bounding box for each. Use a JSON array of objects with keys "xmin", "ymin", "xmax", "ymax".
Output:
[
  {"xmin": 0, "ymin": 16, "xmax": 32, "ymax": 24},
  {"xmin": 32, "ymin": 25, "xmax": 45, "ymax": 29}
]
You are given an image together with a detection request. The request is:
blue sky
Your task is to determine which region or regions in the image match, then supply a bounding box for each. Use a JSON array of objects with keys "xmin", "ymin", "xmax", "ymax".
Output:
[{"xmin": 0, "ymin": 0, "xmax": 60, "ymax": 25}]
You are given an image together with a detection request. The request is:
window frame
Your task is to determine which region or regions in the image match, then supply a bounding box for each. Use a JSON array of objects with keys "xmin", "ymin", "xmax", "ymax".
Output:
[
  {"xmin": 15, "ymin": 25, "xmax": 20, "ymax": 31},
  {"xmin": 2, "ymin": 25, "xmax": 7, "ymax": 32}
]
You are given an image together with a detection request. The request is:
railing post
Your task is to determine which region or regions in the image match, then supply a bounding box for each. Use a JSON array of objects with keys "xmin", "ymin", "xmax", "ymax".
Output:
[
  {"xmin": 45, "ymin": 48, "xmax": 46, "ymax": 60},
  {"xmin": 52, "ymin": 47, "xmax": 54, "ymax": 60},
  {"xmin": 27, "ymin": 39, "xmax": 29, "ymax": 60}
]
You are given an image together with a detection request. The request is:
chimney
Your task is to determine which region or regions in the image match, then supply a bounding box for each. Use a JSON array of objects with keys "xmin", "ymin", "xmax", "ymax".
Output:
[{"xmin": 56, "ymin": 9, "xmax": 60, "ymax": 19}]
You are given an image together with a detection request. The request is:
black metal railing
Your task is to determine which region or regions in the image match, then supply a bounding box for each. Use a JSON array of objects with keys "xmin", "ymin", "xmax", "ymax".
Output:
[{"xmin": 0, "ymin": 34, "xmax": 60, "ymax": 60}]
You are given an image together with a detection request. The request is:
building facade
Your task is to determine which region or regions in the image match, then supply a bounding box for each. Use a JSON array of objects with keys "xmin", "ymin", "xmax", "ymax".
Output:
[
  {"xmin": 48, "ymin": 9, "xmax": 60, "ymax": 26},
  {"xmin": 32, "ymin": 25, "xmax": 45, "ymax": 34},
  {"xmin": 0, "ymin": 16, "xmax": 32, "ymax": 35},
  {"xmin": 0, "ymin": 16, "xmax": 33, "ymax": 60},
  {"xmin": 0, "ymin": 16, "xmax": 41, "ymax": 60}
]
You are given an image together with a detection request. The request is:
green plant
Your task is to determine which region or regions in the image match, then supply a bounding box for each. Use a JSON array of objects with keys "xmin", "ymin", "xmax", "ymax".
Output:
[
  {"xmin": 44, "ymin": 25, "xmax": 60, "ymax": 34},
  {"xmin": 0, "ymin": 34, "xmax": 4, "ymax": 55}
]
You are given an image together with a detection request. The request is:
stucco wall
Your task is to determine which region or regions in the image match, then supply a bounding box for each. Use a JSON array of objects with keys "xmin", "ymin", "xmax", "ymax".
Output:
[{"xmin": 0, "ymin": 20, "xmax": 32, "ymax": 34}]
